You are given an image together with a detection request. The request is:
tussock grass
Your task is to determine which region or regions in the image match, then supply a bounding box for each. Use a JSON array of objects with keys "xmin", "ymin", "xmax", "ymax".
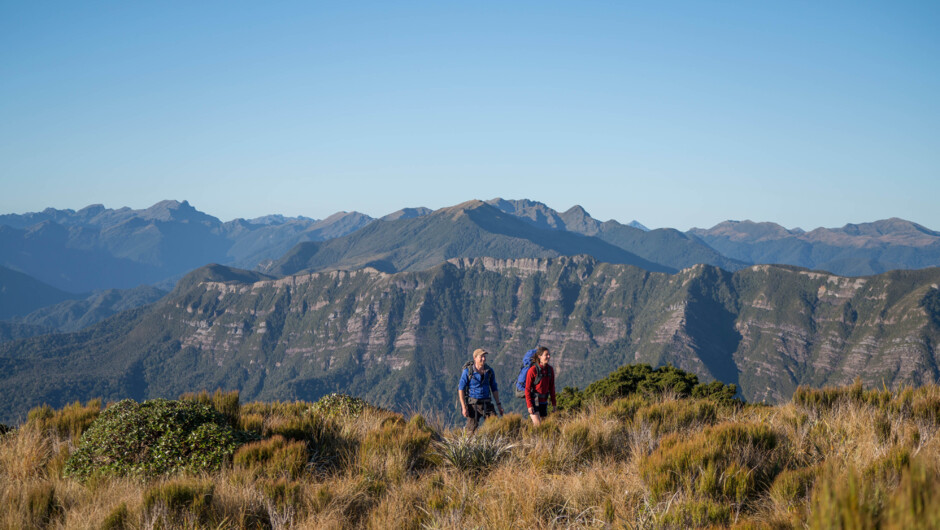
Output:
[{"xmin": 4, "ymin": 383, "xmax": 940, "ymax": 528}]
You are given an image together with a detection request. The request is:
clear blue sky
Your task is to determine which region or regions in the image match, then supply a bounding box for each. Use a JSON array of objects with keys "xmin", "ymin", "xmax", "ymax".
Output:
[{"xmin": 1, "ymin": 1, "xmax": 937, "ymax": 230}]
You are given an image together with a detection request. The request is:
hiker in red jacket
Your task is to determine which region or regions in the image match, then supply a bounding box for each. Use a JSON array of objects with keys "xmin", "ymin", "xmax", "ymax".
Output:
[{"xmin": 525, "ymin": 346, "xmax": 556, "ymax": 426}]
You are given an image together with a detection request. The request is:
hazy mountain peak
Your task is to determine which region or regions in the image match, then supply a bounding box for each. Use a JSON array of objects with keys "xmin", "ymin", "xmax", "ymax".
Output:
[
  {"xmin": 628, "ymin": 221, "xmax": 650, "ymax": 231},
  {"xmin": 139, "ymin": 199, "xmax": 216, "ymax": 224},
  {"xmin": 563, "ymin": 204, "xmax": 590, "ymax": 217},
  {"xmin": 245, "ymin": 214, "xmax": 317, "ymax": 226},
  {"xmin": 78, "ymin": 204, "xmax": 106, "ymax": 215},
  {"xmin": 694, "ymin": 220, "xmax": 797, "ymax": 242},
  {"xmin": 439, "ymin": 199, "xmax": 488, "ymax": 216},
  {"xmin": 380, "ymin": 207, "xmax": 432, "ymax": 221},
  {"xmin": 559, "ymin": 204, "xmax": 602, "ymax": 235}
]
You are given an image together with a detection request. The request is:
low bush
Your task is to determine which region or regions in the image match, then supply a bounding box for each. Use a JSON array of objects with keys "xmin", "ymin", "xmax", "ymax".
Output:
[
  {"xmin": 311, "ymin": 393, "xmax": 371, "ymax": 418},
  {"xmin": 64, "ymin": 398, "xmax": 242, "ymax": 479},
  {"xmin": 560, "ymin": 363, "xmax": 739, "ymax": 410}
]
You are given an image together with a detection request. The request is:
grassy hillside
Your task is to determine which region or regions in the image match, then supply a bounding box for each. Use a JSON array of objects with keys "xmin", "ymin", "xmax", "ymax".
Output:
[{"xmin": 3, "ymin": 376, "xmax": 940, "ymax": 528}]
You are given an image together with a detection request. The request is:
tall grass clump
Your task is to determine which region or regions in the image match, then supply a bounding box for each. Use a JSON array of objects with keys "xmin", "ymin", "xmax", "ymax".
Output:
[
  {"xmin": 234, "ymin": 435, "xmax": 308, "ymax": 479},
  {"xmin": 641, "ymin": 422, "xmax": 781, "ymax": 505},
  {"xmin": 180, "ymin": 389, "xmax": 241, "ymax": 428},
  {"xmin": 0, "ymin": 425, "xmax": 52, "ymax": 480},
  {"xmin": 142, "ymin": 479, "xmax": 214, "ymax": 528},
  {"xmin": 26, "ymin": 399, "xmax": 101, "ymax": 440},
  {"xmin": 357, "ymin": 415, "xmax": 433, "ymax": 482},
  {"xmin": 434, "ymin": 433, "xmax": 516, "ymax": 474}
]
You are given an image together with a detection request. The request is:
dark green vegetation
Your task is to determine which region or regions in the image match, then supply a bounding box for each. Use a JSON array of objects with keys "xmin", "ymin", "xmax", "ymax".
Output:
[
  {"xmin": 64, "ymin": 398, "xmax": 244, "ymax": 479},
  {"xmin": 2, "ymin": 252, "xmax": 939, "ymax": 424},
  {"xmin": 557, "ymin": 363, "xmax": 739, "ymax": 410}
]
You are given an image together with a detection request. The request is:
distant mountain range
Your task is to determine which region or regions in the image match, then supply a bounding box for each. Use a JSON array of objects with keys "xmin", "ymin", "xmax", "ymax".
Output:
[
  {"xmin": 0, "ymin": 200, "xmax": 377, "ymax": 293},
  {"xmin": 2, "ymin": 256, "xmax": 938, "ymax": 423},
  {"xmin": 2, "ymin": 198, "xmax": 939, "ymax": 356},
  {"xmin": 261, "ymin": 200, "xmax": 673, "ymax": 276},
  {"xmin": 689, "ymin": 218, "xmax": 940, "ymax": 276},
  {"xmin": 3, "ymin": 199, "xmax": 937, "ymax": 298}
]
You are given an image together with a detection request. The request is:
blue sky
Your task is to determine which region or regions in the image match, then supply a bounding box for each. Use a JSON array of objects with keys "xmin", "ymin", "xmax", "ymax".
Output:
[{"xmin": 1, "ymin": 1, "xmax": 937, "ymax": 230}]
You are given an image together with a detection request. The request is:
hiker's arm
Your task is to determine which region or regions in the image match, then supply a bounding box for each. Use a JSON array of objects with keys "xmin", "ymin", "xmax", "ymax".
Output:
[
  {"xmin": 492, "ymin": 390, "xmax": 503, "ymax": 415},
  {"xmin": 458, "ymin": 389, "xmax": 468, "ymax": 417},
  {"xmin": 524, "ymin": 367, "xmax": 535, "ymax": 412},
  {"xmin": 550, "ymin": 369, "xmax": 557, "ymax": 411}
]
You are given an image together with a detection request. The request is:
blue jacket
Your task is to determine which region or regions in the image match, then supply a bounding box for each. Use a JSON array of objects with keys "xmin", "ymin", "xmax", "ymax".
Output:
[{"xmin": 458, "ymin": 364, "xmax": 498, "ymax": 400}]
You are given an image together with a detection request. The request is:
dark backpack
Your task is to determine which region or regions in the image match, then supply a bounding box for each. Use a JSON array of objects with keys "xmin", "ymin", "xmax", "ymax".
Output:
[
  {"xmin": 456, "ymin": 360, "xmax": 494, "ymax": 410},
  {"xmin": 514, "ymin": 349, "xmax": 543, "ymax": 398}
]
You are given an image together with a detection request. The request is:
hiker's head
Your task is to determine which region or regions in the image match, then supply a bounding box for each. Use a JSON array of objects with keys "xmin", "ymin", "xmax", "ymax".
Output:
[
  {"xmin": 473, "ymin": 348, "xmax": 489, "ymax": 368},
  {"xmin": 537, "ymin": 346, "xmax": 550, "ymax": 365}
]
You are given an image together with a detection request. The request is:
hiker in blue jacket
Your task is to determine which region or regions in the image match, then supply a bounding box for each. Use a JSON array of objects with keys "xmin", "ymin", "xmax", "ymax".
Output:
[{"xmin": 458, "ymin": 348, "xmax": 504, "ymax": 433}]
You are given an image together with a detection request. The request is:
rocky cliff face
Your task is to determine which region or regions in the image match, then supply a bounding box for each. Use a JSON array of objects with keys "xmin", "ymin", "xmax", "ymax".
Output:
[{"xmin": 2, "ymin": 257, "xmax": 939, "ymax": 422}]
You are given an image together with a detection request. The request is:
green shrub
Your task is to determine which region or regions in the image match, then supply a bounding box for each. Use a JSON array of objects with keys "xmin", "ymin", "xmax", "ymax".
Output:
[
  {"xmin": 556, "ymin": 386, "xmax": 584, "ymax": 411},
  {"xmin": 311, "ymin": 393, "xmax": 371, "ymax": 418},
  {"xmin": 64, "ymin": 398, "xmax": 242, "ymax": 479},
  {"xmin": 579, "ymin": 363, "xmax": 739, "ymax": 405}
]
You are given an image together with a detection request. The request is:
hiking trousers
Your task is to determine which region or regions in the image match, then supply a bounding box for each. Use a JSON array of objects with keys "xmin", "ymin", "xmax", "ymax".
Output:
[{"xmin": 465, "ymin": 400, "xmax": 497, "ymax": 434}]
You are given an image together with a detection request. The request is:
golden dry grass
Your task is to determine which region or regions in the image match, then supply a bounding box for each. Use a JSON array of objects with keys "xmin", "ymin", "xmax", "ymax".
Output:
[{"xmin": 3, "ymin": 385, "xmax": 940, "ymax": 528}]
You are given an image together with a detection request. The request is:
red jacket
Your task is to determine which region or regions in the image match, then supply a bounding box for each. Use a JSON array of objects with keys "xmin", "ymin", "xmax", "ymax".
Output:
[{"xmin": 524, "ymin": 363, "xmax": 556, "ymax": 409}]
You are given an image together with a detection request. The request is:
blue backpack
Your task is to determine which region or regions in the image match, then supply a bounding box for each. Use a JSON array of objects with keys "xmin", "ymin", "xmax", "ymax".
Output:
[{"xmin": 514, "ymin": 349, "xmax": 540, "ymax": 398}]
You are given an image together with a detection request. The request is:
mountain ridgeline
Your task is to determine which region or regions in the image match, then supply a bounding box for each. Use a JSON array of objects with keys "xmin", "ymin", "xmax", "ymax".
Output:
[{"xmin": 2, "ymin": 256, "xmax": 939, "ymax": 423}]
